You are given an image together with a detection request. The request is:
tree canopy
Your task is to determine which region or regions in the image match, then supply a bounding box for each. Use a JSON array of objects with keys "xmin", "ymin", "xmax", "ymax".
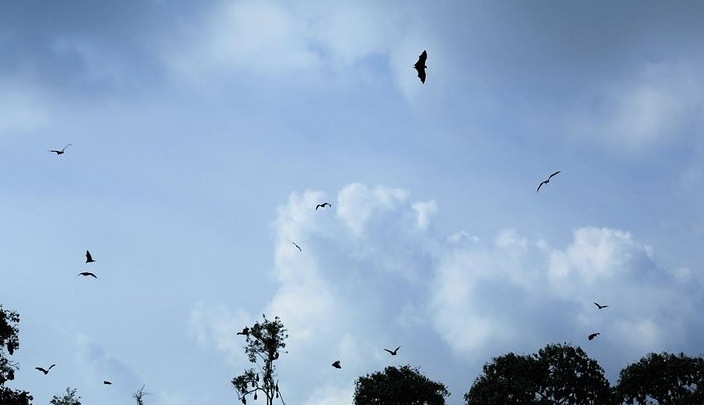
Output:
[
  {"xmin": 353, "ymin": 365, "xmax": 449, "ymax": 405},
  {"xmin": 0, "ymin": 304, "xmax": 33, "ymax": 405},
  {"xmin": 231, "ymin": 314, "xmax": 288, "ymax": 405},
  {"xmin": 616, "ymin": 352, "xmax": 704, "ymax": 404},
  {"xmin": 465, "ymin": 343, "xmax": 613, "ymax": 405},
  {"xmin": 50, "ymin": 387, "xmax": 82, "ymax": 405}
]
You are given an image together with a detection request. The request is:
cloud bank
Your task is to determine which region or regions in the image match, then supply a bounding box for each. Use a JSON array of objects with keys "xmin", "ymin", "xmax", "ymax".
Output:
[{"xmin": 190, "ymin": 182, "xmax": 704, "ymax": 404}]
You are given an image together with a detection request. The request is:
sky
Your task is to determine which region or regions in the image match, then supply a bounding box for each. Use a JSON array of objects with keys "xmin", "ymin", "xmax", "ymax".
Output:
[{"xmin": 2, "ymin": 0, "xmax": 704, "ymax": 404}]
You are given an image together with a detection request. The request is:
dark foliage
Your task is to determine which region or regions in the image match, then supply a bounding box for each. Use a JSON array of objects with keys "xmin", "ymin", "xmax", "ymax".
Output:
[
  {"xmin": 353, "ymin": 365, "xmax": 449, "ymax": 405},
  {"xmin": 231, "ymin": 315, "xmax": 288, "ymax": 405},
  {"xmin": 0, "ymin": 305, "xmax": 33, "ymax": 405},
  {"xmin": 465, "ymin": 343, "xmax": 613, "ymax": 405},
  {"xmin": 616, "ymin": 352, "xmax": 704, "ymax": 404}
]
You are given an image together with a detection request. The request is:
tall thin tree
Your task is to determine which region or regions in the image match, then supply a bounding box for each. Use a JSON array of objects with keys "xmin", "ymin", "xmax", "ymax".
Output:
[{"xmin": 231, "ymin": 315, "xmax": 288, "ymax": 405}]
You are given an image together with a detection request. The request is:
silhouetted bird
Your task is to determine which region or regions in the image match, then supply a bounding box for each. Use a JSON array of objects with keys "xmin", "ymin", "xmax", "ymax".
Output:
[
  {"xmin": 35, "ymin": 364, "xmax": 56, "ymax": 375},
  {"xmin": 103, "ymin": 381, "xmax": 112, "ymax": 385},
  {"xmin": 332, "ymin": 360, "xmax": 341, "ymax": 369},
  {"xmin": 537, "ymin": 171, "xmax": 561, "ymax": 192},
  {"xmin": 77, "ymin": 272, "xmax": 97, "ymax": 278},
  {"xmin": 384, "ymin": 346, "xmax": 400, "ymax": 355},
  {"xmin": 593, "ymin": 302, "xmax": 609, "ymax": 309},
  {"xmin": 316, "ymin": 202, "xmax": 331, "ymax": 210},
  {"xmin": 49, "ymin": 144, "xmax": 71, "ymax": 155},
  {"xmin": 414, "ymin": 50, "xmax": 427, "ymax": 83},
  {"xmin": 588, "ymin": 332, "xmax": 600, "ymax": 340},
  {"xmin": 292, "ymin": 242, "xmax": 302, "ymax": 252},
  {"xmin": 86, "ymin": 250, "xmax": 96, "ymax": 263},
  {"xmin": 237, "ymin": 327, "xmax": 250, "ymax": 337}
]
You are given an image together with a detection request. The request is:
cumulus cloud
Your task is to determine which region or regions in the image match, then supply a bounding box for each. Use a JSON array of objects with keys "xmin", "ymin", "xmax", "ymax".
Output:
[
  {"xmin": 192, "ymin": 183, "xmax": 704, "ymax": 404},
  {"xmin": 188, "ymin": 301, "xmax": 252, "ymax": 363},
  {"xmin": 568, "ymin": 62, "xmax": 704, "ymax": 152}
]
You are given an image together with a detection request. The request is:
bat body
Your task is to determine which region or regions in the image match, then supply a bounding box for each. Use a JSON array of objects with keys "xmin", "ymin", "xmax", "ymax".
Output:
[
  {"xmin": 292, "ymin": 242, "xmax": 302, "ymax": 252},
  {"xmin": 49, "ymin": 144, "xmax": 71, "ymax": 155},
  {"xmin": 588, "ymin": 332, "xmax": 600, "ymax": 341},
  {"xmin": 537, "ymin": 171, "xmax": 561, "ymax": 192},
  {"xmin": 86, "ymin": 250, "xmax": 96, "ymax": 263},
  {"xmin": 414, "ymin": 51, "xmax": 427, "ymax": 83},
  {"xmin": 36, "ymin": 364, "xmax": 56, "ymax": 374},
  {"xmin": 77, "ymin": 272, "xmax": 97, "ymax": 278},
  {"xmin": 104, "ymin": 381, "xmax": 113, "ymax": 385},
  {"xmin": 237, "ymin": 327, "xmax": 250, "ymax": 336},
  {"xmin": 316, "ymin": 202, "xmax": 331, "ymax": 210},
  {"xmin": 593, "ymin": 302, "xmax": 609, "ymax": 309},
  {"xmin": 332, "ymin": 360, "xmax": 341, "ymax": 369},
  {"xmin": 384, "ymin": 346, "xmax": 400, "ymax": 355}
]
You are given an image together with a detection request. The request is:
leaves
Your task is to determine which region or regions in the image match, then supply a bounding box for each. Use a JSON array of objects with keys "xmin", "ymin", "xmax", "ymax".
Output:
[
  {"xmin": 231, "ymin": 315, "xmax": 288, "ymax": 405},
  {"xmin": 465, "ymin": 343, "xmax": 613, "ymax": 405},
  {"xmin": 354, "ymin": 365, "xmax": 449, "ymax": 405},
  {"xmin": 616, "ymin": 352, "xmax": 704, "ymax": 404}
]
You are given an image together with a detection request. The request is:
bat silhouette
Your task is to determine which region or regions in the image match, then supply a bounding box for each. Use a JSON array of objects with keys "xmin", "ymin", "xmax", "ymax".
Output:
[
  {"xmin": 49, "ymin": 144, "xmax": 71, "ymax": 155},
  {"xmin": 414, "ymin": 50, "xmax": 427, "ymax": 83},
  {"xmin": 332, "ymin": 360, "xmax": 341, "ymax": 369},
  {"xmin": 103, "ymin": 380, "xmax": 112, "ymax": 385},
  {"xmin": 292, "ymin": 242, "xmax": 302, "ymax": 252},
  {"xmin": 86, "ymin": 250, "xmax": 96, "ymax": 263},
  {"xmin": 384, "ymin": 346, "xmax": 400, "ymax": 355},
  {"xmin": 237, "ymin": 327, "xmax": 250, "ymax": 336},
  {"xmin": 35, "ymin": 364, "xmax": 56, "ymax": 374},
  {"xmin": 588, "ymin": 332, "xmax": 600, "ymax": 341},
  {"xmin": 77, "ymin": 272, "xmax": 97, "ymax": 278},
  {"xmin": 593, "ymin": 302, "xmax": 609, "ymax": 309},
  {"xmin": 537, "ymin": 171, "xmax": 561, "ymax": 192},
  {"xmin": 316, "ymin": 202, "xmax": 331, "ymax": 210}
]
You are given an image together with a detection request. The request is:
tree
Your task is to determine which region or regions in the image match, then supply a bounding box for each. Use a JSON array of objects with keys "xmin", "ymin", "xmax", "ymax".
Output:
[
  {"xmin": 464, "ymin": 352, "xmax": 543, "ymax": 404},
  {"xmin": 50, "ymin": 387, "xmax": 82, "ymax": 405},
  {"xmin": 0, "ymin": 304, "xmax": 33, "ymax": 405},
  {"xmin": 616, "ymin": 352, "xmax": 704, "ymax": 404},
  {"xmin": 132, "ymin": 385, "xmax": 150, "ymax": 405},
  {"xmin": 465, "ymin": 343, "xmax": 614, "ymax": 405},
  {"xmin": 353, "ymin": 365, "xmax": 449, "ymax": 405},
  {"xmin": 231, "ymin": 315, "xmax": 288, "ymax": 405}
]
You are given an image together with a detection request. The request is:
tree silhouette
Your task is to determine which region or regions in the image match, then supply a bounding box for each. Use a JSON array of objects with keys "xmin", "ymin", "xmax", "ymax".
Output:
[
  {"xmin": 0, "ymin": 304, "xmax": 33, "ymax": 405},
  {"xmin": 132, "ymin": 384, "xmax": 150, "ymax": 405},
  {"xmin": 50, "ymin": 387, "xmax": 82, "ymax": 405},
  {"xmin": 353, "ymin": 365, "xmax": 449, "ymax": 405},
  {"xmin": 231, "ymin": 315, "xmax": 288, "ymax": 405},
  {"xmin": 616, "ymin": 352, "xmax": 704, "ymax": 404},
  {"xmin": 465, "ymin": 343, "xmax": 613, "ymax": 405}
]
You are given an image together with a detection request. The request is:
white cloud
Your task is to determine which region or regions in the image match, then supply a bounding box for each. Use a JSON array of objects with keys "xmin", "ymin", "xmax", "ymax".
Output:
[
  {"xmin": 568, "ymin": 62, "xmax": 704, "ymax": 152},
  {"xmin": 188, "ymin": 301, "xmax": 252, "ymax": 362},
  {"xmin": 196, "ymin": 183, "xmax": 704, "ymax": 405}
]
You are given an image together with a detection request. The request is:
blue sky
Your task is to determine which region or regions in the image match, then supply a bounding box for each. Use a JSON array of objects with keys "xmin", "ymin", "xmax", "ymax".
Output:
[{"xmin": 2, "ymin": 1, "xmax": 704, "ymax": 404}]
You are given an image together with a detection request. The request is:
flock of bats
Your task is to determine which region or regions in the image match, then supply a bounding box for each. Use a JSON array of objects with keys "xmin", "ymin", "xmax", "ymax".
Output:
[{"xmin": 37, "ymin": 50, "xmax": 603, "ymax": 399}]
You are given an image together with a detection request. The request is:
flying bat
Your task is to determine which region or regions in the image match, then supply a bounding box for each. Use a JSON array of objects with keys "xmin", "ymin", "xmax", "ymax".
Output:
[
  {"xmin": 316, "ymin": 202, "xmax": 331, "ymax": 210},
  {"xmin": 593, "ymin": 302, "xmax": 609, "ymax": 309},
  {"xmin": 588, "ymin": 332, "xmax": 600, "ymax": 341},
  {"xmin": 414, "ymin": 50, "xmax": 427, "ymax": 83},
  {"xmin": 77, "ymin": 272, "xmax": 97, "ymax": 278},
  {"xmin": 86, "ymin": 250, "xmax": 96, "ymax": 263},
  {"xmin": 292, "ymin": 242, "xmax": 302, "ymax": 252},
  {"xmin": 35, "ymin": 364, "xmax": 56, "ymax": 375},
  {"xmin": 49, "ymin": 144, "xmax": 71, "ymax": 155},
  {"xmin": 103, "ymin": 380, "xmax": 112, "ymax": 385},
  {"xmin": 237, "ymin": 327, "xmax": 250, "ymax": 337},
  {"xmin": 537, "ymin": 171, "xmax": 561, "ymax": 192},
  {"xmin": 332, "ymin": 360, "xmax": 341, "ymax": 369},
  {"xmin": 384, "ymin": 346, "xmax": 400, "ymax": 355}
]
